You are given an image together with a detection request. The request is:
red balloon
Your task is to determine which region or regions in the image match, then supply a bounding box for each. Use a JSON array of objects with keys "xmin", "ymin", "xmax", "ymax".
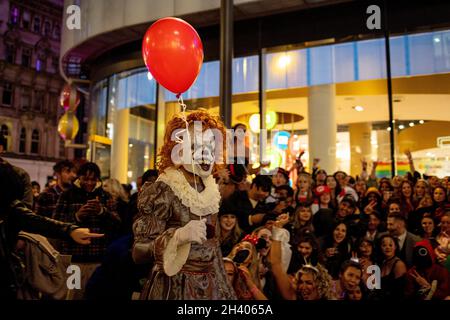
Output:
[{"xmin": 142, "ymin": 17, "xmax": 203, "ymax": 95}]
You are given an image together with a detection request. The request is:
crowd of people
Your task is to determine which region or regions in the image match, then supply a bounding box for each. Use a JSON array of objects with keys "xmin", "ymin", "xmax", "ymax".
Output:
[{"xmin": 1, "ymin": 125, "xmax": 450, "ymax": 301}]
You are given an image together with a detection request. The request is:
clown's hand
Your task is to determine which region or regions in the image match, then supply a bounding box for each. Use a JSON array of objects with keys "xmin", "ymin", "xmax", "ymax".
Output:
[{"xmin": 174, "ymin": 219, "xmax": 207, "ymax": 246}]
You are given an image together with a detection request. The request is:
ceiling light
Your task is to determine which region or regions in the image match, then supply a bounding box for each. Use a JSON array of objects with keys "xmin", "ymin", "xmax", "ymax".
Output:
[
  {"xmin": 353, "ymin": 105, "xmax": 364, "ymax": 112},
  {"xmin": 277, "ymin": 54, "xmax": 291, "ymax": 69},
  {"xmin": 419, "ymin": 120, "xmax": 424, "ymax": 124},
  {"xmin": 409, "ymin": 122, "xmax": 414, "ymax": 127},
  {"xmin": 387, "ymin": 127, "xmax": 391, "ymax": 131},
  {"xmin": 434, "ymin": 37, "xmax": 441, "ymax": 43},
  {"xmin": 398, "ymin": 125, "xmax": 405, "ymax": 130}
]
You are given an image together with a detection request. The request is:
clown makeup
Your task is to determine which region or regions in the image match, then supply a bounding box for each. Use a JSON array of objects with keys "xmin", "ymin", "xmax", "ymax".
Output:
[{"xmin": 178, "ymin": 124, "xmax": 218, "ymax": 179}]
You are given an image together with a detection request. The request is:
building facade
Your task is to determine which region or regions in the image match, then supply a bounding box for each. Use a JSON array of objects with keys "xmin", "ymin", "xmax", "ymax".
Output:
[
  {"xmin": 0, "ymin": 0, "xmax": 73, "ymax": 187},
  {"xmin": 60, "ymin": 0, "xmax": 450, "ymax": 185}
]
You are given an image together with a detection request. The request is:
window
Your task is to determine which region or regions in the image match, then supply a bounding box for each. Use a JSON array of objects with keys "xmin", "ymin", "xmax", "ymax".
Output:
[
  {"xmin": 36, "ymin": 54, "xmax": 46, "ymax": 72},
  {"xmin": 21, "ymin": 88, "xmax": 31, "ymax": 110},
  {"xmin": 10, "ymin": 6, "xmax": 19, "ymax": 25},
  {"xmin": 2, "ymin": 82, "xmax": 13, "ymax": 106},
  {"xmin": 1, "ymin": 125, "xmax": 10, "ymax": 151},
  {"xmin": 6, "ymin": 44, "xmax": 15, "ymax": 64},
  {"xmin": 19, "ymin": 128, "xmax": 26, "ymax": 153},
  {"xmin": 33, "ymin": 16, "xmax": 41, "ymax": 33},
  {"xmin": 43, "ymin": 20, "xmax": 51, "ymax": 36},
  {"xmin": 21, "ymin": 48, "xmax": 32, "ymax": 67},
  {"xmin": 22, "ymin": 10, "xmax": 30, "ymax": 29},
  {"xmin": 1, "ymin": 125, "xmax": 8, "ymax": 137},
  {"xmin": 31, "ymin": 129, "xmax": 39, "ymax": 154},
  {"xmin": 34, "ymin": 91, "xmax": 44, "ymax": 111}
]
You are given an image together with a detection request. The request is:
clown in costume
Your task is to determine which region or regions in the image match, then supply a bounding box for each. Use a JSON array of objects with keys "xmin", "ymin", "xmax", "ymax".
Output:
[{"xmin": 132, "ymin": 110, "xmax": 236, "ymax": 299}]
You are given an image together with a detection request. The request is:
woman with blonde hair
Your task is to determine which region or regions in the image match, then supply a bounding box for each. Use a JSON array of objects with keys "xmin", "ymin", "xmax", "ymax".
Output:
[
  {"xmin": 227, "ymin": 236, "xmax": 267, "ymax": 299},
  {"xmin": 270, "ymin": 220, "xmax": 334, "ymax": 300},
  {"xmin": 103, "ymin": 179, "xmax": 129, "ymax": 203},
  {"xmin": 103, "ymin": 178, "xmax": 130, "ymax": 235}
]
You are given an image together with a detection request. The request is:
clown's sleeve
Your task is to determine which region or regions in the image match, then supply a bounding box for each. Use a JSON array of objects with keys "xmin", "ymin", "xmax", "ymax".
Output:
[{"xmin": 132, "ymin": 181, "xmax": 182, "ymax": 267}]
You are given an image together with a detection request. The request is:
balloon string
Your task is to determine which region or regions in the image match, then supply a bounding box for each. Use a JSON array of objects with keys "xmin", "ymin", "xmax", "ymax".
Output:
[{"xmin": 177, "ymin": 94, "xmax": 199, "ymax": 213}]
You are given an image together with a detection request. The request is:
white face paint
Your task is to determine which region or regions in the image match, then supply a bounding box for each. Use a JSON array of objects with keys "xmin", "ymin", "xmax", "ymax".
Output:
[{"xmin": 182, "ymin": 125, "xmax": 216, "ymax": 179}]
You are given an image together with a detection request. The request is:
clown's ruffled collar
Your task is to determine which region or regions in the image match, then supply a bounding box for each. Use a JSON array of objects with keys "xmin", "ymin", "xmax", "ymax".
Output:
[{"xmin": 157, "ymin": 167, "xmax": 220, "ymax": 217}]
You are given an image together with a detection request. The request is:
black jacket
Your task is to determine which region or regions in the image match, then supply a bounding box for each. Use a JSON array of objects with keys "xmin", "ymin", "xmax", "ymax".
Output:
[
  {"xmin": 1, "ymin": 200, "xmax": 78, "ymax": 298},
  {"xmin": 223, "ymin": 190, "xmax": 273, "ymax": 233}
]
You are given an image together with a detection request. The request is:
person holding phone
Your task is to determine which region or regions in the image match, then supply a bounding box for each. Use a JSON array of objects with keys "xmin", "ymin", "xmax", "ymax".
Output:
[
  {"xmin": 0, "ymin": 162, "xmax": 103, "ymax": 299},
  {"xmin": 52, "ymin": 162, "xmax": 121, "ymax": 299}
]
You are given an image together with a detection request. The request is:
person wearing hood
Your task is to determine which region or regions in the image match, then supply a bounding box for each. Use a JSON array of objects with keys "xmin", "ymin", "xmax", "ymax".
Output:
[
  {"xmin": 405, "ymin": 239, "xmax": 450, "ymax": 300},
  {"xmin": 52, "ymin": 162, "xmax": 121, "ymax": 299}
]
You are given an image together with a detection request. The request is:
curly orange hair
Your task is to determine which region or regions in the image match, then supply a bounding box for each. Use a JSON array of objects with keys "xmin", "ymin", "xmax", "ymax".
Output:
[{"xmin": 157, "ymin": 110, "xmax": 227, "ymax": 173}]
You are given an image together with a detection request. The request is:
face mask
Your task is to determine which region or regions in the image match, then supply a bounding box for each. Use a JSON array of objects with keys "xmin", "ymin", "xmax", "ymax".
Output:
[
  {"xmin": 413, "ymin": 246, "xmax": 432, "ymax": 269},
  {"xmin": 233, "ymin": 249, "xmax": 250, "ymax": 265},
  {"xmin": 181, "ymin": 126, "xmax": 216, "ymax": 179}
]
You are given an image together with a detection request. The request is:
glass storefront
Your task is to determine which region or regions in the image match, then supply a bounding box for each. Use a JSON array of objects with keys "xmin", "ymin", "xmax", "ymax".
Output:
[{"xmin": 89, "ymin": 28, "xmax": 450, "ymax": 181}]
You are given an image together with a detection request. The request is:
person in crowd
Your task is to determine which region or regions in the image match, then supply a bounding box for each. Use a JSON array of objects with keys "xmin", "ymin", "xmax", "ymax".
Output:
[
  {"xmin": 435, "ymin": 213, "xmax": 450, "ymax": 265},
  {"xmin": 36, "ymin": 160, "xmax": 77, "ymax": 218},
  {"xmin": 326, "ymin": 175, "xmax": 341, "ymax": 208},
  {"xmin": 385, "ymin": 212, "xmax": 422, "ymax": 267},
  {"xmin": 320, "ymin": 222, "xmax": 352, "ymax": 279},
  {"xmin": 365, "ymin": 211, "xmax": 384, "ymax": 241},
  {"xmin": 270, "ymin": 223, "xmax": 334, "ymax": 300},
  {"xmin": 53, "ymin": 162, "xmax": 121, "ymax": 299},
  {"xmin": 85, "ymin": 171, "xmax": 159, "ymax": 301},
  {"xmin": 355, "ymin": 238, "xmax": 375, "ymax": 284},
  {"xmin": 0, "ymin": 162, "xmax": 102, "ymax": 299},
  {"xmin": 413, "ymin": 179, "xmax": 429, "ymax": 207},
  {"xmin": 354, "ymin": 179, "xmax": 367, "ymax": 208},
  {"xmin": 132, "ymin": 111, "xmax": 236, "ymax": 300},
  {"xmin": 399, "ymin": 180, "xmax": 415, "ymax": 219},
  {"xmin": 290, "ymin": 204, "xmax": 314, "ymax": 239},
  {"xmin": 346, "ymin": 284, "xmax": 364, "ymax": 300},
  {"xmin": 271, "ymin": 185, "xmax": 295, "ymax": 216},
  {"xmin": 222, "ymin": 258, "xmax": 267, "ymax": 300},
  {"xmin": 31, "ymin": 181, "xmax": 40, "ymax": 211},
  {"xmin": 221, "ymin": 174, "xmax": 273, "ymax": 234},
  {"xmin": 405, "ymin": 239, "xmax": 450, "ymax": 300},
  {"xmin": 378, "ymin": 234, "xmax": 407, "ymax": 300},
  {"xmin": 409, "ymin": 194, "xmax": 435, "ymax": 234},
  {"xmin": 227, "ymin": 237, "xmax": 264, "ymax": 298},
  {"xmin": 121, "ymin": 184, "xmax": 133, "ymax": 199},
  {"xmin": 392, "ymin": 175, "xmax": 404, "ymax": 195},
  {"xmin": 216, "ymin": 163, "xmax": 248, "ymax": 200},
  {"xmin": 419, "ymin": 214, "xmax": 438, "ymax": 240},
  {"xmin": 295, "ymin": 172, "xmax": 313, "ymax": 206},
  {"xmin": 314, "ymin": 168, "xmax": 327, "ymax": 187},
  {"xmin": 427, "ymin": 175, "xmax": 441, "ymax": 190},
  {"xmin": 336, "ymin": 195, "xmax": 368, "ymax": 240},
  {"xmin": 432, "ymin": 186, "xmax": 449, "ymax": 220},
  {"xmin": 379, "ymin": 178, "xmax": 394, "ymax": 213},
  {"xmin": 334, "ymin": 171, "xmax": 348, "ymax": 189},
  {"xmin": 103, "ymin": 178, "xmax": 130, "ymax": 236},
  {"xmin": 332, "ymin": 260, "xmax": 363, "ymax": 300},
  {"xmin": 0, "ymin": 134, "xmax": 33, "ymax": 208},
  {"xmin": 218, "ymin": 201, "xmax": 245, "ymax": 257},
  {"xmin": 267, "ymin": 167, "xmax": 290, "ymax": 202},
  {"xmin": 361, "ymin": 187, "xmax": 382, "ymax": 217},
  {"xmin": 311, "ymin": 185, "xmax": 333, "ymax": 215},
  {"xmin": 287, "ymin": 231, "xmax": 321, "ymax": 275}
]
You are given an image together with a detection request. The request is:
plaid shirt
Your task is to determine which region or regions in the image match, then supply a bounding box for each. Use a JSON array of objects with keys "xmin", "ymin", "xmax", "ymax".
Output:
[
  {"xmin": 35, "ymin": 185, "xmax": 64, "ymax": 218},
  {"xmin": 52, "ymin": 183, "xmax": 121, "ymax": 262}
]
